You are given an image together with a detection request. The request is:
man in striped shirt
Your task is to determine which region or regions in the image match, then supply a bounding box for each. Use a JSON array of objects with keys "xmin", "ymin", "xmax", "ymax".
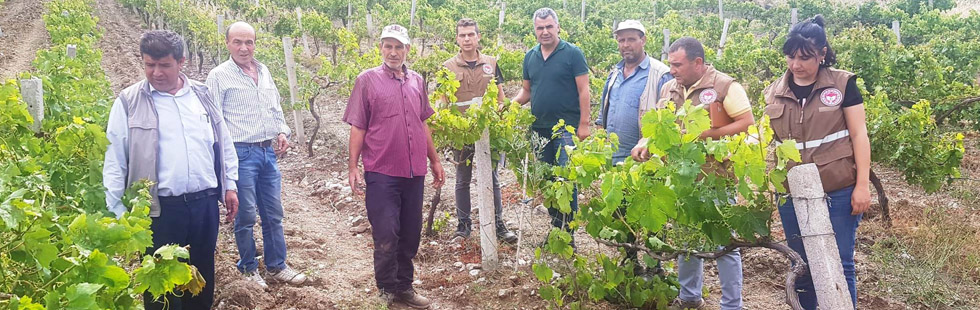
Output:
[
  {"xmin": 344, "ymin": 24, "xmax": 444, "ymax": 309},
  {"xmin": 206, "ymin": 21, "xmax": 306, "ymax": 288}
]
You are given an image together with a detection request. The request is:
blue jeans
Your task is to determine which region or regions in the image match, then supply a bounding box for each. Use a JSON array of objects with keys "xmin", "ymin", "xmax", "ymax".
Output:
[
  {"xmin": 233, "ymin": 145, "xmax": 289, "ymax": 273},
  {"xmin": 779, "ymin": 185, "xmax": 862, "ymax": 310},
  {"xmin": 534, "ymin": 128, "xmax": 578, "ymax": 231},
  {"xmin": 677, "ymin": 248, "xmax": 743, "ymax": 310}
]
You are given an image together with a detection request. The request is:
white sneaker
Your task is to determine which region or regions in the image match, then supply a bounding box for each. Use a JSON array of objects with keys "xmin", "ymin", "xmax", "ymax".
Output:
[
  {"xmin": 269, "ymin": 266, "xmax": 307, "ymax": 285},
  {"xmin": 244, "ymin": 271, "xmax": 268, "ymax": 289}
]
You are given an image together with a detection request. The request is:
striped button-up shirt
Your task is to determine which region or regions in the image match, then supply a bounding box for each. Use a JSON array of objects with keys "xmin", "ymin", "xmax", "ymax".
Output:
[
  {"xmin": 206, "ymin": 58, "xmax": 291, "ymax": 143},
  {"xmin": 343, "ymin": 65, "xmax": 434, "ymax": 178}
]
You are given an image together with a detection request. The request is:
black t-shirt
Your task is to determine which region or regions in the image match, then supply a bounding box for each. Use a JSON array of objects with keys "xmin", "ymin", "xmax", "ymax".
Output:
[
  {"xmin": 465, "ymin": 60, "xmax": 505, "ymax": 83},
  {"xmin": 789, "ymin": 75, "xmax": 863, "ymax": 107}
]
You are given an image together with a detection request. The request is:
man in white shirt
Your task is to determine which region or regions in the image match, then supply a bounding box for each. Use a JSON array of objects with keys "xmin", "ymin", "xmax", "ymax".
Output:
[
  {"xmin": 206, "ymin": 21, "xmax": 306, "ymax": 287},
  {"xmin": 103, "ymin": 30, "xmax": 239, "ymax": 310}
]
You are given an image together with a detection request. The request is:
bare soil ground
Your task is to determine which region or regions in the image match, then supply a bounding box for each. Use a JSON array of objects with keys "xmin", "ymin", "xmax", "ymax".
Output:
[
  {"xmin": 0, "ymin": 0, "xmax": 49, "ymax": 80},
  {"xmin": 88, "ymin": 1, "xmax": 980, "ymax": 309},
  {"xmin": 93, "ymin": 0, "xmax": 146, "ymax": 93}
]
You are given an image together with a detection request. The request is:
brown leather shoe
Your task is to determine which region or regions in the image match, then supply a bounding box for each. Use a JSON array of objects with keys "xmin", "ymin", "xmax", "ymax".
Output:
[{"xmin": 395, "ymin": 289, "xmax": 432, "ymax": 309}]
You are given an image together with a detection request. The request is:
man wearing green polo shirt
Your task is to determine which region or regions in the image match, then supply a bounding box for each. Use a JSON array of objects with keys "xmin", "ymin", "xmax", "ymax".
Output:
[{"xmin": 513, "ymin": 7, "xmax": 590, "ymax": 236}]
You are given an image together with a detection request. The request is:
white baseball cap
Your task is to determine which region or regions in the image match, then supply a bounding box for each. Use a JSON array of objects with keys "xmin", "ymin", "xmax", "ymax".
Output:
[
  {"xmin": 614, "ymin": 20, "xmax": 646, "ymax": 36},
  {"xmin": 380, "ymin": 24, "xmax": 411, "ymax": 44}
]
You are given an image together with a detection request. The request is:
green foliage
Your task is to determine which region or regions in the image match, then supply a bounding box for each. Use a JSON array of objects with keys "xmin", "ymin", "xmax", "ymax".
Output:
[
  {"xmin": 531, "ymin": 101, "xmax": 797, "ymax": 308},
  {"xmin": 866, "ymin": 93, "xmax": 965, "ymax": 192},
  {"xmin": 426, "ymin": 69, "xmax": 547, "ymax": 196},
  {"xmin": 133, "ymin": 245, "xmax": 195, "ymax": 299},
  {"xmin": 0, "ymin": 1, "xmax": 196, "ymax": 308},
  {"xmin": 427, "ymin": 69, "xmax": 536, "ymax": 153},
  {"xmin": 533, "ymin": 230, "xmax": 681, "ymax": 309},
  {"xmin": 119, "ymin": 0, "xmax": 224, "ymax": 60},
  {"xmin": 431, "ymin": 211, "xmax": 451, "ymax": 233},
  {"xmin": 312, "ymin": 27, "xmax": 381, "ymax": 97}
]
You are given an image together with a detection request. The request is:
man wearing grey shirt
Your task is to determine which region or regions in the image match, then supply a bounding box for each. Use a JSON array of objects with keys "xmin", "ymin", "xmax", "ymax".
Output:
[
  {"xmin": 103, "ymin": 30, "xmax": 238, "ymax": 310},
  {"xmin": 206, "ymin": 21, "xmax": 306, "ymax": 287}
]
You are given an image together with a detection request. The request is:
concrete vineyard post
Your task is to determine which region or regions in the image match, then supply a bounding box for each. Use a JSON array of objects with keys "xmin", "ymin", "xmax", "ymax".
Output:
[
  {"xmin": 20, "ymin": 78, "xmax": 44, "ymax": 133},
  {"xmin": 787, "ymin": 164, "xmax": 855, "ymax": 310},
  {"xmin": 282, "ymin": 37, "xmax": 306, "ymax": 146}
]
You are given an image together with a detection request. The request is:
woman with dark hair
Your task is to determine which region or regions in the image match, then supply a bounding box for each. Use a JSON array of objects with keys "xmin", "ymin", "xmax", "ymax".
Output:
[{"xmin": 763, "ymin": 14, "xmax": 870, "ymax": 309}]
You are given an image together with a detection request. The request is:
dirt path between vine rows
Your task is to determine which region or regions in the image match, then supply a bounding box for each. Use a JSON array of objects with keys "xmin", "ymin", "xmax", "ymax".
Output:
[
  {"xmin": 94, "ymin": 0, "xmax": 146, "ymax": 93},
  {"xmin": 0, "ymin": 0, "xmax": 50, "ymax": 80}
]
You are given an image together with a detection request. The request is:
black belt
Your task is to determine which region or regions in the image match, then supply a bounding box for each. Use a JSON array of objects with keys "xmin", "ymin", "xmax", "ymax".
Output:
[
  {"xmin": 159, "ymin": 188, "xmax": 220, "ymax": 204},
  {"xmin": 235, "ymin": 139, "xmax": 275, "ymax": 148}
]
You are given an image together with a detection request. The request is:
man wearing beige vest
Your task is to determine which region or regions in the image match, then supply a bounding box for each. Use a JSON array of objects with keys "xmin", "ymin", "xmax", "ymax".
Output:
[
  {"xmin": 103, "ymin": 30, "xmax": 239, "ymax": 310},
  {"xmin": 441, "ymin": 18, "xmax": 518, "ymax": 243},
  {"xmin": 632, "ymin": 37, "xmax": 753, "ymax": 310}
]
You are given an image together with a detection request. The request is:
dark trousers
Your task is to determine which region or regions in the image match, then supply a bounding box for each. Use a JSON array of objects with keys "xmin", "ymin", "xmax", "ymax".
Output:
[
  {"xmin": 533, "ymin": 128, "xmax": 578, "ymax": 231},
  {"xmin": 144, "ymin": 190, "xmax": 220, "ymax": 310},
  {"xmin": 453, "ymin": 145, "xmax": 504, "ymax": 226},
  {"xmin": 365, "ymin": 171, "xmax": 425, "ymax": 293}
]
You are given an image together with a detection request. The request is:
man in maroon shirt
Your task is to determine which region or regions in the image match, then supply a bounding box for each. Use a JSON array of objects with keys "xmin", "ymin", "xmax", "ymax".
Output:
[{"xmin": 343, "ymin": 24, "xmax": 445, "ymax": 309}]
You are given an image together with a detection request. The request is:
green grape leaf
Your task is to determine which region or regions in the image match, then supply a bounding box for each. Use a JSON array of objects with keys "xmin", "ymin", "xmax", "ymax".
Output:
[
  {"xmin": 24, "ymin": 228, "xmax": 58, "ymax": 268},
  {"xmin": 533, "ymin": 263, "xmax": 554, "ymax": 283},
  {"xmin": 775, "ymin": 139, "xmax": 801, "ymax": 168},
  {"xmin": 0, "ymin": 189, "xmax": 29, "ymax": 229},
  {"xmin": 65, "ymin": 283, "xmax": 104, "ymax": 309}
]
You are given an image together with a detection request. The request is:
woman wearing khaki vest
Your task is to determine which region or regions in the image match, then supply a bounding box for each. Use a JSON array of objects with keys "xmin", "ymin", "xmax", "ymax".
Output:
[{"xmin": 763, "ymin": 15, "xmax": 870, "ymax": 309}]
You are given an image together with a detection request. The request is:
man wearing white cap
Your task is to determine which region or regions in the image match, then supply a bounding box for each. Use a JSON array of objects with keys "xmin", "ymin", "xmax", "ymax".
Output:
[
  {"xmin": 343, "ymin": 24, "xmax": 444, "ymax": 309},
  {"xmin": 597, "ymin": 20, "xmax": 673, "ymax": 164},
  {"xmin": 595, "ymin": 18, "xmax": 674, "ymax": 279}
]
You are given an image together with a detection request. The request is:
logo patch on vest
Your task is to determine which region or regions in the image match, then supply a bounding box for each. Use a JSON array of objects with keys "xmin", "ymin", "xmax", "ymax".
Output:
[
  {"xmin": 820, "ymin": 88, "xmax": 843, "ymax": 107},
  {"xmin": 482, "ymin": 64, "xmax": 493, "ymax": 75},
  {"xmin": 699, "ymin": 89, "xmax": 718, "ymax": 105}
]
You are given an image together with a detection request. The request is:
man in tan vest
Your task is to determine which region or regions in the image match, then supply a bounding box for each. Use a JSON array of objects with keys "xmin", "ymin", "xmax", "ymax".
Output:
[
  {"xmin": 441, "ymin": 18, "xmax": 517, "ymax": 243},
  {"xmin": 103, "ymin": 30, "xmax": 239, "ymax": 310},
  {"xmin": 632, "ymin": 37, "xmax": 752, "ymax": 310}
]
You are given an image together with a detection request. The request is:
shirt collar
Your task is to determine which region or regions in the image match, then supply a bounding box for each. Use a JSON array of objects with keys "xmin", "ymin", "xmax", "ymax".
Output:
[
  {"xmin": 616, "ymin": 54, "xmax": 651, "ymax": 70},
  {"xmin": 230, "ymin": 58, "xmax": 263, "ymax": 76},
  {"xmin": 532, "ymin": 39, "xmax": 567, "ymax": 54},
  {"xmin": 148, "ymin": 74, "xmax": 191, "ymax": 97},
  {"xmin": 380, "ymin": 63, "xmax": 410, "ymax": 79}
]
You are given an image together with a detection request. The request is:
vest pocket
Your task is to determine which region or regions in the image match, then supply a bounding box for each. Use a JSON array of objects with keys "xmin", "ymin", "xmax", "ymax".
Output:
[
  {"xmin": 127, "ymin": 119, "xmax": 157, "ymax": 130},
  {"xmin": 764, "ymin": 103, "xmax": 785, "ymax": 119},
  {"xmin": 765, "ymin": 103, "xmax": 788, "ymax": 140},
  {"xmin": 812, "ymin": 142, "xmax": 857, "ymax": 192}
]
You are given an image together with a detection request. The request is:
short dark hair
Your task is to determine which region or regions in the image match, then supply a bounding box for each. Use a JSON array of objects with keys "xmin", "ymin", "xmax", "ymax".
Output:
[
  {"xmin": 782, "ymin": 14, "xmax": 836, "ymax": 68},
  {"xmin": 456, "ymin": 18, "xmax": 480, "ymax": 35},
  {"xmin": 140, "ymin": 30, "xmax": 184, "ymax": 61},
  {"xmin": 533, "ymin": 7, "xmax": 559, "ymax": 25},
  {"xmin": 668, "ymin": 37, "xmax": 705, "ymax": 61}
]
